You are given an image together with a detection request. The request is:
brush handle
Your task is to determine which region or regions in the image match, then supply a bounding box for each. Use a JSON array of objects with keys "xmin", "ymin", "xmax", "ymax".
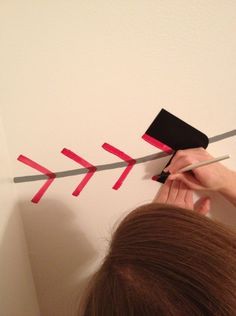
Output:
[{"xmin": 178, "ymin": 154, "xmax": 230, "ymax": 173}]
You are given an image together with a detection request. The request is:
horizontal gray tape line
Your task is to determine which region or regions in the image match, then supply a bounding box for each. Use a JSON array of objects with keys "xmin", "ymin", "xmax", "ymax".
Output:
[{"xmin": 14, "ymin": 129, "xmax": 236, "ymax": 183}]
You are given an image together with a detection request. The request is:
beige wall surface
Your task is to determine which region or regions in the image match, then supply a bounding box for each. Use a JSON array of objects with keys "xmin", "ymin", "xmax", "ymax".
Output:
[
  {"xmin": 1, "ymin": 1, "xmax": 236, "ymax": 315},
  {"xmin": 0, "ymin": 118, "xmax": 40, "ymax": 316}
]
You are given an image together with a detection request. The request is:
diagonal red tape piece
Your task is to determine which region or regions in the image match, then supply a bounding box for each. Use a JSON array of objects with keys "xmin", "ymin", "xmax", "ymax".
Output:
[
  {"xmin": 102, "ymin": 143, "xmax": 136, "ymax": 190},
  {"xmin": 142, "ymin": 134, "xmax": 173, "ymax": 153},
  {"xmin": 61, "ymin": 148, "xmax": 96, "ymax": 196},
  {"xmin": 17, "ymin": 155, "xmax": 56, "ymax": 203},
  {"xmin": 142, "ymin": 134, "xmax": 174, "ymax": 181}
]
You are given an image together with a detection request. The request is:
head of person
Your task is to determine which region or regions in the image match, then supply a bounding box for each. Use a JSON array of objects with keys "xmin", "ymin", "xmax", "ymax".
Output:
[{"xmin": 79, "ymin": 203, "xmax": 236, "ymax": 315}]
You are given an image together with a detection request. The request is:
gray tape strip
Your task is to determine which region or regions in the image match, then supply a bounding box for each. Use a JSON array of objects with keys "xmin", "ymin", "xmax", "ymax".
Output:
[{"xmin": 13, "ymin": 129, "xmax": 236, "ymax": 183}]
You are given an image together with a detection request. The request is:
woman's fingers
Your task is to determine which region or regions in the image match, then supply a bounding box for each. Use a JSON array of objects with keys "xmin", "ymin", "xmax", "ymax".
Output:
[
  {"xmin": 183, "ymin": 183, "xmax": 194, "ymax": 210},
  {"xmin": 164, "ymin": 148, "xmax": 213, "ymax": 174},
  {"xmin": 166, "ymin": 156, "xmax": 199, "ymax": 174},
  {"xmin": 156, "ymin": 180, "xmax": 194, "ymax": 210},
  {"xmin": 153, "ymin": 179, "xmax": 171, "ymax": 203},
  {"xmin": 171, "ymin": 181, "xmax": 191, "ymax": 208},
  {"xmin": 174, "ymin": 181, "xmax": 194, "ymax": 210},
  {"xmin": 175, "ymin": 181, "xmax": 187, "ymax": 203},
  {"xmin": 168, "ymin": 172, "xmax": 204, "ymax": 190},
  {"xmin": 154, "ymin": 178, "xmax": 210, "ymax": 216},
  {"xmin": 194, "ymin": 197, "xmax": 211, "ymax": 215},
  {"xmin": 167, "ymin": 180, "xmax": 180, "ymax": 203}
]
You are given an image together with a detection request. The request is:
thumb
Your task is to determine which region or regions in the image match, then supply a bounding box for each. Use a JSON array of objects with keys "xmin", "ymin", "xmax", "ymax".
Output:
[{"xmin": 194, "ymin": 197, "xmax": 211, "ymax": 215}]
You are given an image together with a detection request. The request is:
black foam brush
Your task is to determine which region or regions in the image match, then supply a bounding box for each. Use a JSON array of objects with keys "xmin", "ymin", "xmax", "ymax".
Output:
[{"xmin": 142, "ymin": 109, "xmax": 209, "ymax": 183}]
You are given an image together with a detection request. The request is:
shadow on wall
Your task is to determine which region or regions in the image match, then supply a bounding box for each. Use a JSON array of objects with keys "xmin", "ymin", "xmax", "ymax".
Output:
[
  {"xmin": 18, "ymin": 199, "xmax": 97, "ymax": 316},
  {"xmin": 0, "ymin": 205, "xmax": 40, "ymax": 316}
]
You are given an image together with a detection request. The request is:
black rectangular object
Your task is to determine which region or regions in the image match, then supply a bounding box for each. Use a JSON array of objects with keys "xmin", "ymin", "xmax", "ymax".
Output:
[
  {"xmin": 143, "ymin": 109, "xmax": 209, "ymax": 183},
  {"xmin": 144, "ymin": 109, "xmax": 209, "ymax": 150}
]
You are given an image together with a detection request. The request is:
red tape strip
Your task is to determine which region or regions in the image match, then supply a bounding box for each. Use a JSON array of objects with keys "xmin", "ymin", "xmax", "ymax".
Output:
[
  {"xmin": 17, "ymin": 155, "xmax": 56, "ymax": 203},
  {"xmin": 61, "ymin": 148, "xmax": 96, "ymax": 196},
  {"xmin": 102, "ymin": 143, "xmax": 136, "ymax": 190},
  {"xmin": 142, "ymin": 134, "xmax": 173, "ymax": 153}
]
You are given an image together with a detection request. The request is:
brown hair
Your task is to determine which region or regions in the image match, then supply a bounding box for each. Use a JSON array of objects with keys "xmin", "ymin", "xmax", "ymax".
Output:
[{"xmin": 79, "ymin": 203, "xmax": 236, "ymax": 315}]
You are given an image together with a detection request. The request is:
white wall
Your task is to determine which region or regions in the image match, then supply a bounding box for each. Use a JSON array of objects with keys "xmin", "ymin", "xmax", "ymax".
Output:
[
  {"xmin": 1, "ymin": 1, "xmax": 236, "ymax": 315},
  {"xmin": 0, "ymin": 118, "xmax": 40, "ymax": 316}
]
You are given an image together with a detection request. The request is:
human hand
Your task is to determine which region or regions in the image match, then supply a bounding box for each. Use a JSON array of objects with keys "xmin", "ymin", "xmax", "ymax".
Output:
[
  {"xmin": 164, "ymin": 148, "xmax": 232, "ymax": 192},
  {"xmin": 153, "ymin": 179, "xmax": 211, "ymax": 215}
]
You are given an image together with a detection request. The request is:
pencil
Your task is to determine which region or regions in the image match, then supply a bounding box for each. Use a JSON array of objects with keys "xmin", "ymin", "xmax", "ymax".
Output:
[{"xmin": 178, "ymin": 154, "xmax": 230, "ymax": 173}]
